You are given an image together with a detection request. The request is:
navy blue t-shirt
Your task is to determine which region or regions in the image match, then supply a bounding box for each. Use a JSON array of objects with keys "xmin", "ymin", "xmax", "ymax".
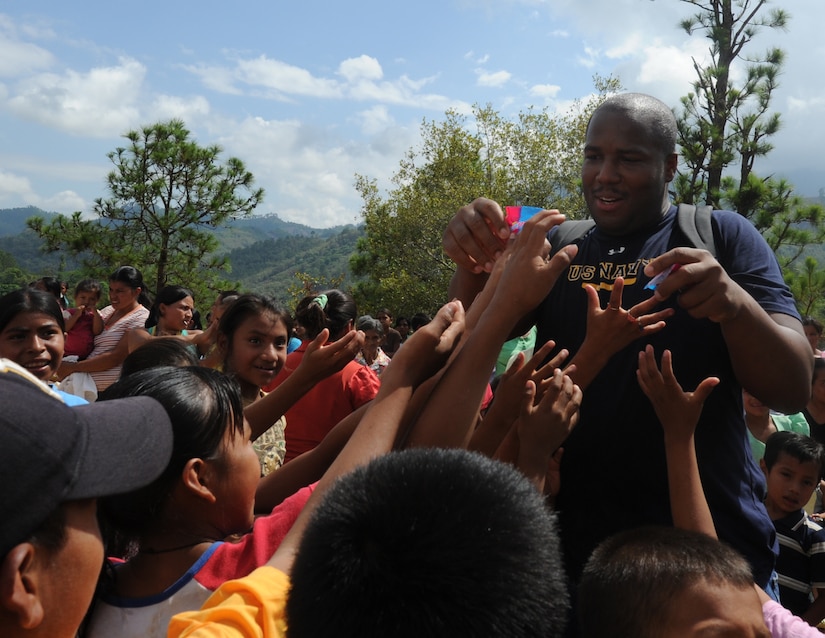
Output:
[{"xmin": 540, "ymin": 205, "xmax": 799, "ymax": 587}]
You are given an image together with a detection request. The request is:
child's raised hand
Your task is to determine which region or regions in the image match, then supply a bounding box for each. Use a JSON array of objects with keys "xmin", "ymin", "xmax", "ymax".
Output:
[
  {"xmin": 299, "ymin": 328, "xmax": 364, "ymax": 382},
  {"xmin": 489, "ymin": 210, "xmax": 578, "ymax": 320},
  {"xmin": 516, "ymin": 370, "xmax": 581, "ymax": 486},
  {"xmin": 382, "ymin": 300, "xmax": 465, "ymax": 388},
  {"xmin": 489, "ymin": 341, "xmax": 565, "ymax": 419},
  {"xmin": 636, "ymin": 345, "xmax": 719, "ymax": 443}
]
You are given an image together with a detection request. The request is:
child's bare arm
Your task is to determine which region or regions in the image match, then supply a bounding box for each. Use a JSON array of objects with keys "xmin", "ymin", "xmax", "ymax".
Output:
[
  {"xmin": 637, "ymin": 345, "xmax": 719, "ymax": 536},
  {"xmin": 516, "ymin": 370, "xmax": 581, "ymax": 493},
  {"xmin": 468, "ymin": 341, "xmax": 567, "ymax": 456},
  {"xmin": 265, "ymin": 300, "xmax": 465, "ymax": 574},
  {"xmin": 254, "ymin": 404, "xmax": 366, "ymax": 513},
  {"xmin": 566, "ymin": 279, "xmax": 673, "ymax": 389},
  {"xmin": 405, "ymin": 211, "xmax": 577, "ymax": 450},
  {"xmin": 63, "ymin": 308, "xmax": 82, "ymax": 331}
]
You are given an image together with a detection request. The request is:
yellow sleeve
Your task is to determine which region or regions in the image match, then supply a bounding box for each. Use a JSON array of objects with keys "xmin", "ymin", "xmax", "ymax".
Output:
[{"xmin": 167, "ymin": 566, "xmax": 290, "ymax": 638}]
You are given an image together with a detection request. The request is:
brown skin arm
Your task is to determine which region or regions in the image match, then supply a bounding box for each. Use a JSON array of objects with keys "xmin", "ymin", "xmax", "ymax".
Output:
[
  {"xmin": 265, "ymin": 300, "xmax": 466, "ymax": 574},
  {"xmin": 801, "ymin": 589, "xmax": 825, "ymax": 626},
  {"xmin": 646, "ymin": 247, "xmax": 812, "ymax": 413},
  {"xmin": 56, "ymin": 329, "xmax": 130, "ymax": 379},
  {"xmin": 254, "ymin": 404, "xmax": 365, "ymax": 513}
]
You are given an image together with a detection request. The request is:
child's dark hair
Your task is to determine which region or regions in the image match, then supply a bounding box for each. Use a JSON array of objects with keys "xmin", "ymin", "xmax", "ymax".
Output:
[
  {"xmin": 803, "ymin": 316, "xmax": 824, "ymax": 335},
  {"xmin": 287, "ymin": 448, "xmax": 569, "ymax": 637},
  {"xmin": 0, "ymin": 288, "xmax": 65, "ymax": 332},
  {"xmin": 218, "ymin": 293, "xmax": 293, "ymax": 358},
  {"xmin": 410, "ymin": 312, "xmax": 431, "ymax": 332},
  {"xmin": 294, "ymin": 289, "xmax": 356, "ymax": 341},
  {"xmin": 145, "ymin": 284, "xmax": 194, "ymax": 329},
  {"xmin": 578, "ymin": 526, "xmax": 755, "ymax": 638},
  {"xmin": 109, "ymin": 265, "xmax": 152, "ymax": 308},
  {"xmin": 763, "ymin": 430, "xmax": 825, "ymax": 473},
  {"xmin": 97, "ymin": 366, "xmax": 244, "ymax": 541},
  {"xmin": 33, "ymin": 276, "xmax": 62, "ymax": 299},
  {"xmin": 74, "ymin": 278, "xmax": 102, "ymax": 299},
  {"xmin": 120, "ymin": 339, "xmax": 200, "ymax": 378}
]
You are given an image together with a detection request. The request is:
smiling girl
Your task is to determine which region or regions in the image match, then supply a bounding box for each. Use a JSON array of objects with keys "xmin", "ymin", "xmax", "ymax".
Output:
[
  {"xmin": 0, "ymin": 288, "xmax": 87, "ymax": 405},
  {"xmin": 216, "ymin": 293, "xmax": 291, "ymax": 474}
]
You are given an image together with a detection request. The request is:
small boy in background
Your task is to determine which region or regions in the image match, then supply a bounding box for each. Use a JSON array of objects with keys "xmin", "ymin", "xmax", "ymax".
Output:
[
  {"xmin": 578, "ymin": 346, "xmax": 823, "ymax": 638},
  {"xmin": 761, "ymin": 430, "xmax": 825, "ymax": 624},
  {"xmin": 64, "ymin": 279, "xmax": 103, "ymax": 360}
]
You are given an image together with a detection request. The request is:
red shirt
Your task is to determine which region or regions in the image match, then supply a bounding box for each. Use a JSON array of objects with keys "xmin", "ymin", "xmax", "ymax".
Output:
[{"xmin": 265, "ymin": 341, "xmax": 380, "ymax": 463}]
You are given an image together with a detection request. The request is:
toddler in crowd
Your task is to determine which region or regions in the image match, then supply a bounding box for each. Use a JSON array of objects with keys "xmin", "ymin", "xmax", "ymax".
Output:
[{"xmin": 63, "ymin": 279, "xmax": 103, "ymax": 360}]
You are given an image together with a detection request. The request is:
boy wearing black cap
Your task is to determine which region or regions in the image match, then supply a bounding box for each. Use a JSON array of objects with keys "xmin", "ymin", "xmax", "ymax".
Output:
[{"xmin": 0, "ymin": 359, "xmax": 173, "ymax": 638}]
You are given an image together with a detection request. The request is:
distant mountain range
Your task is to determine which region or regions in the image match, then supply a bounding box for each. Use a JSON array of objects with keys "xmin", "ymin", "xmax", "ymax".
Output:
[{"xmin": 0, "ymin": 206, "xmax": 364, "ymax": 299}]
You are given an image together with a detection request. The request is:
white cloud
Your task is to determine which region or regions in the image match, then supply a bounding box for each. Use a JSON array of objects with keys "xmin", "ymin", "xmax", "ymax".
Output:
[
  {"xmin": 149, "ymin": 94, "xmax": 211, "ymax": 122},
  {"xmin": 354, "ymin": 105, "xmax": 395, "ymax": 136},
  {"xmin": 576, "ymin": 45, "xmax": 600, "ymax": 69},
  {"xmin": 338, "ymin": 55, "xmax": 383, "ymax": 82},
  {"xmin": 0, "ymin": 169, "xmax": 86, "ymax": 213},
  {"xmin": 237, "ymin": 56, "xmax": 342, "ymax": 98},
  {"xmin": 530, "ymin": 83, "xmax": 561, "ymax": 99},
  {"xmin": 476, "ymin": 69, "xmax": 511, "ymax": 87},
  {"xmin": 3, "ymin": 57, "xmax": 146, "ymax": 137},
  {"xmin": 182, "ymin": 63, "xmax": 244, "ymax": 96},
  {"xmin": 0, "ymin": 25, "xmax": 54, "ymax": 76}
]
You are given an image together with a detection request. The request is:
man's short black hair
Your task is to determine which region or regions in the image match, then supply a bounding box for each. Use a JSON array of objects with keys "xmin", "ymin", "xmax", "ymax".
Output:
[
  {"xmin": 589, "ymin": 93, "xmax": 678, "ymax": 157},
  {"xmin": 287, "ymin": 448, "xmax": 569, "ymax": 637},
  {"xmin": 578, "ymin": 526, "xmax": 754, "ymax": 638}
]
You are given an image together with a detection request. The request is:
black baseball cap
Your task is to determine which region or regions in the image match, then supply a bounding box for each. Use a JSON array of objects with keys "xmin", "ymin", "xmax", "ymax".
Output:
[{"xmin": 0, "ymin": 359, "xmax": 174, "ymax": 557}]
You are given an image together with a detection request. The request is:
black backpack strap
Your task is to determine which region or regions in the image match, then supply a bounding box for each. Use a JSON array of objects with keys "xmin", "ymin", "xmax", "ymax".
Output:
[
  {"xmin": 676, "ymin": 203, "xmax": 716, "ymax": 257},
  {"xmin": 549, "ymin": 219, "xmax": 596, "ymax": 257}
]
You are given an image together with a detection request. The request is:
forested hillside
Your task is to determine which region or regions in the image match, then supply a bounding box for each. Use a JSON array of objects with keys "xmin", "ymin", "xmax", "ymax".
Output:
[{"xmin": 0, "ymin": 206, "xmax": 363, "ymax": 301}]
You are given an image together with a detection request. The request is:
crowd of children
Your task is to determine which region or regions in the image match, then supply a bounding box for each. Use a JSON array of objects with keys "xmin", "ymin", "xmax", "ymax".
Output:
[{"xmin": 5, "ymin": 91, "xmax": 825, "ymax": 637}]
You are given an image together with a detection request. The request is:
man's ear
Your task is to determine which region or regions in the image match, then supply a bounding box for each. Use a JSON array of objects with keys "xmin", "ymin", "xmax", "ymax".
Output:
[
  {"xmin": 664, "ymin": 152, "xmax": 678, "ymax": 182},
  {"xmin": 181, "ymin": 458, "xmax": 218, "ymax": 504},
  {"xmin": 759, "ymin": 458, "xmax": 769, "ymax": 476},
  {"xmin": 0, "ymin": 544, "xmax": 45, "ymax": 629}
]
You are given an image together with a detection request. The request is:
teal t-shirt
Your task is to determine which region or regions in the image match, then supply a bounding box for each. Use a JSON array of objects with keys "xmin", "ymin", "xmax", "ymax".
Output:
[{"xmin": 748, "ymin": 412, "xmax": 810, "ymax": 463}]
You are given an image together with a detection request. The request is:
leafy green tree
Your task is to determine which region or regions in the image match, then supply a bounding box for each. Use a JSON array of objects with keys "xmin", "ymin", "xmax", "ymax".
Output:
[
  {"xmin": 0, "ymin": 250, "xmax": 31, "ymax": 296},
  {"xmin": 785, "ymin": 257, "xmax": 825, "ymax": 320},
  {"xmin": 351, "ymin": 76, "xmax": 620, "ymax": 315},
  {"xmin": 27, "ymin": 119, "xmax": 263, "ymax": 305},
  {"xmin": 674, "ymin": 0, "xmax": 786, "ymax": 211},
  {"xmin": 673, "ymin": 0, "xmax": 825, "ymax": 264}
]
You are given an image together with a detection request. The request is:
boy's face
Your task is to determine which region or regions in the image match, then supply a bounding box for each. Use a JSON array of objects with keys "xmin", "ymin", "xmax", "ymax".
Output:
[
  {"xmin": 762, "ymin": 451, "xmax": 820, "ymax": 517},
  {"xmin": 659, "ymin": 580, "xmax": 769, "ymax": 637}
]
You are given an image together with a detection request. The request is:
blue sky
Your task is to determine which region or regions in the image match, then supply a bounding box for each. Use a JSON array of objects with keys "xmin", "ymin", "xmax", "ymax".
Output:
[{"xmin": 0, "ymin": 0, "xmax": 823, "ymax": 228}]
